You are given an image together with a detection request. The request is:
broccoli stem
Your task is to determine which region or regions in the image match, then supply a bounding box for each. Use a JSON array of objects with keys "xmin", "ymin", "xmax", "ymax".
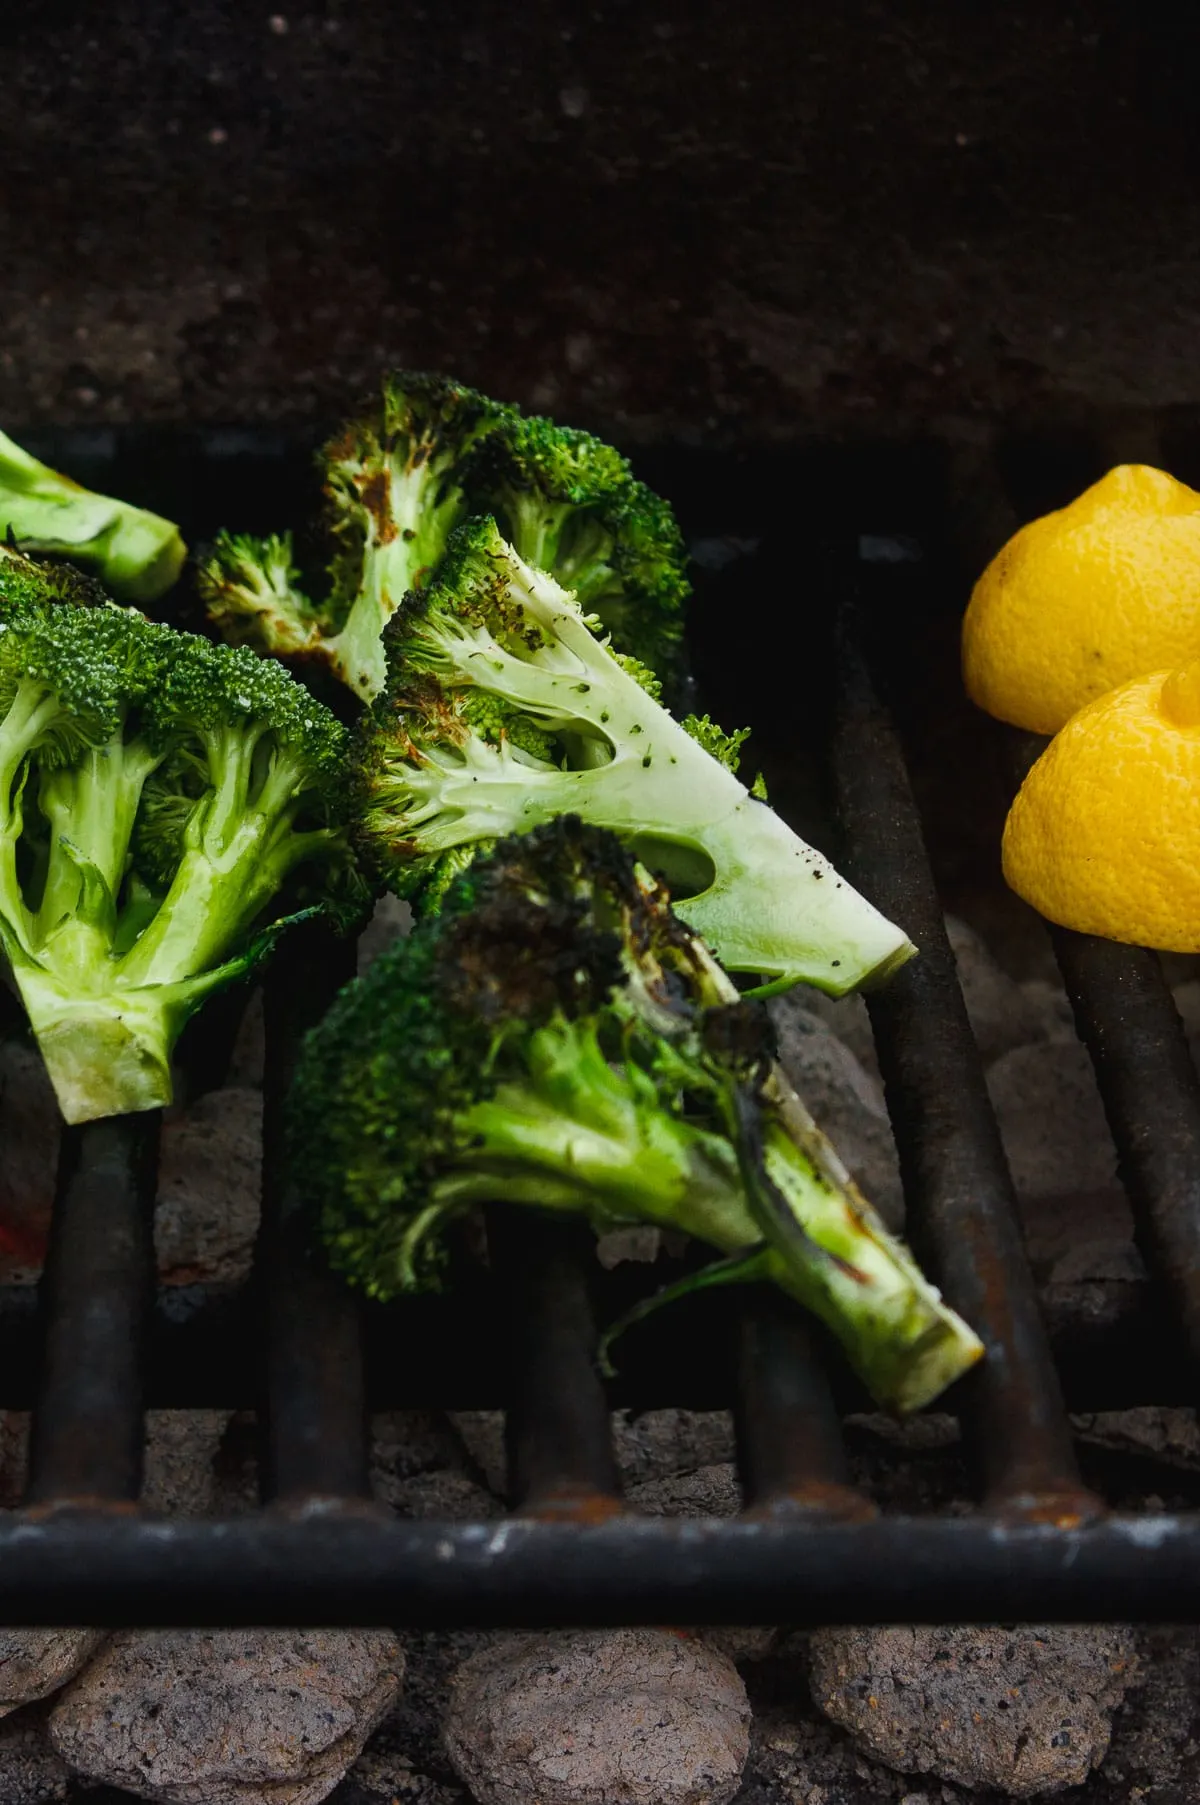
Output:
[
  {"xmin": 0, "ymin": 428, "xmax": 185, "ymax": 602},
  {"xmin": 329, "ymin": 462, "xmax": 466, "ymax": 700},
  {"xmin": 12, "ymin": 977, "xmax": 185, "ymax": 1120},
  {"xmin": 34, "ymin": 735, "xmax": 165, "ymax": 943},
  {"xmin": 116, "ymin": 739, "xmax": 322, "ymax": 989},
  {"xmin": 382, "ymin": 610, "xmax": 912, "ymax": 991},
  {"xmin": 427, "ymin": 1021, "xmax": 982, "ymax": 1415}
]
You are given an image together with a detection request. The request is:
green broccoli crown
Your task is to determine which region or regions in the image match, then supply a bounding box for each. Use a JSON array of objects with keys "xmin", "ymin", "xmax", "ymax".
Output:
[
  {"xmin": 464, "ymin": 413, "xmax": 632, "ymax": 510},
  {"xmin": 0, "ymin": 564, "xmax": 175, "ymax": 749},
  {"xmin": 595, "ymin": 479, "xmax": 689, "ymax": 671},
  {"xmin": 320, "ymin": 370, "xmax": 510, "ymax": 573},
  {"xmin": 289, "ymin": 817, "xmax": 732, "ymax": 1297},
  {"xmin": 0, "ymin": 568, "xmax": 362, "ymax": 1124},
  {"xmin": 145, "ymin": 634, "xmax": 344, "ymax": 774},
  {"xmin": 459, "ymin": 413, "xmax": 688, "ymax": 674}
]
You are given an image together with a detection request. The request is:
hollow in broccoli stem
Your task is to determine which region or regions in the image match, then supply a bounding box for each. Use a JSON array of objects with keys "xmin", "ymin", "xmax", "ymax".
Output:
[
  {"xmin": 0, "ymin": 545, "xmax": 363, "ymax": 1123},
  {"xmin": 289, "ymin": 818, "xmax": 981, "ymax": 1415}
]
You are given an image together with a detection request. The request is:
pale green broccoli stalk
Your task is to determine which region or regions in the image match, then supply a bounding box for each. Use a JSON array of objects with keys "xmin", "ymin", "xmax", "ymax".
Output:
[
  {"xmin": 353, "ymin": 517, "xmax": 914, "ymax": 995},
  {"xmin": 0, "ymin": 427, "xmax": 186, "ymax": 602},
  {"xmin": 460, "ymin": 413, "xmax": 688, "ymax": 676},
  {"xmin": 289, "ymin": 819, "xmax": 981, "ymax": 1415},
  {"xmin": 195, "ymin": 531, "xmax": 337, "ymax": 660},
  {"xmin": 0, "ymin": 547, "xmax": 357, "ymax": 1123}
]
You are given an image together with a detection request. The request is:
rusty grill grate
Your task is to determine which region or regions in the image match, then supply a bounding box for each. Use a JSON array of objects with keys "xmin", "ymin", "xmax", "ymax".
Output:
[{"xmin": 1, "ymin": 422, "xmax": 1199, "ymax": 1627}]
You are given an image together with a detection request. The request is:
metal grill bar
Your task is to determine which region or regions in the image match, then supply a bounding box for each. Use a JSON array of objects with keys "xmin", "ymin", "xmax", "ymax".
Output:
[
  {"xmin": 260, "ymin": 924, "xmax": 369, "ymax": 1505},
  {"xmin": 735, "ymin": 1293, "xmax": 872, "ymax": 1518},
  {"xmin": 27, "ymin": 1116, "xmax": 159, "ymax": 1506},
  {"xmin": 1034, "ymin": 891, "xmax": 1200, "ymax": 1374},
  {"xmin": 489, "ymin": 1211, "xmax": 622, "ymax": 1517},
  {"xmin": 828, "ymin": 590, "xmax": 1091, "ymax": 1515},
  {"xmin": 0, "ymin": 1513, "xmax": 1197, "ymax": 1626}
]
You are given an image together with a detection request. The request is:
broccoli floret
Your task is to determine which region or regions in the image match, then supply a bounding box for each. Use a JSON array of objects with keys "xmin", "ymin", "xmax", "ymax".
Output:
[
  {"xmin": 353, "ymin": 517, "xmax": 914, "ymax": 995},
  {"xmin": 0, "ymin": 427, "xmax": 186, "ymax": 602},
  {"xmin": 461, "ymin": 415, "xmax": 687, "ymax": 675},
  {"xmin": 195, "ymin": 531, "xmax": 337, "ymax": 660},
  {"xmin": 309, "ymin": 372, "xmax": 509, "ymax": 700},
  {"xmin": 289, "ymin": 819, "xmax": 981, "ymax": 1415},
  {"xmin": 0, "ymin": 549, "xmax": 359, "ymax": 1123},
  {"xmin": 202, "ymin": 375, "xmax": 690, "ymax": 699}
]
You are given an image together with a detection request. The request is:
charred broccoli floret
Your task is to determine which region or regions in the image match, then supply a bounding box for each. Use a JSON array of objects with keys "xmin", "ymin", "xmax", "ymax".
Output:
[
  {"xmin": 289, "ymin": 819, "xmax": 980, "ymax": 1414},
  {"xmin": 200, "ymin": 373, "xmax": 691, "ymax": 697},
  {"xmin": 352, "ymin": 517, "xmax": 914, "ymax": 995}
]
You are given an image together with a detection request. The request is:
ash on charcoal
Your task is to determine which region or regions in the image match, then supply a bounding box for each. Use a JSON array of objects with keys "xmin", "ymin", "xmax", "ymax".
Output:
[
  {"xmin": 768, "ymin": 997, "xmax": 903, "ymax": 1229},
  {"xmin": 50, "ymin": 1629, "xmax": 404, "ymax": 1805},
  {"xmin": 358, "ymin": 895, "xmax": 414, "ymax": 973},
  {"xmin": 443, "ymin": 1628, "xmax": 751, "ymax": 1805},
  {"xmin": 627, "ymin": 1460, "xmax": 742, "ymax": 1518},
  {"xmin": 986, "ymin": 1040, "xmax": 1119, "ymax": 1200},
  {"xmin": 808, "ymin": 1624, "xmax": 1138, "ymax": 1795},
  {"xmin": 155, "ymin": 1087, "xmax": 262, "ymax": 1287},
  {"xmin": 612, "ymin": 1409, "xmax": 737, "ymax": 1488},
  {"xmin": 0, "ymin": 1634, "xmax": 106, "ymax": 1720},
  {"xmin": 946, "ymin": 914, "xmax": 1048, "ymax": 1064},
  {"xmin": 141, "ymin": 1409, "xmax": 234, "ymax": 1517},
  {"xmin": 0, "ymin": 1704, "xmax": 72, "ymax": 1805}
]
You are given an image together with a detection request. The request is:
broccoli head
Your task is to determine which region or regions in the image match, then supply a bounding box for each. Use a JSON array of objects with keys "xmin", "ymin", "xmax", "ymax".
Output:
[
  {"xmin": 289, "ymin": 818, "xmax": 981, "ymax": 1415},
  {"xmin": 460, "ymin": 413, "xmax": 687, "ymax": 676},
  {"xmin": 0, "ymin": 548, "xmax": 361, "ymax": 1123},
  {"xmin": 201, "ymin": 373, "xmax": 691, "ymax": 699},
  {"xmin": 352, "ymin": 516, "xmax": 914, "ymax": 996},
  {"xmin": 195, "ymin": 531, "xmax": 337, "ymax": 661},
  {"xmin": 0, "ymin": 427, "xmax": 186, "ymax": 602}
]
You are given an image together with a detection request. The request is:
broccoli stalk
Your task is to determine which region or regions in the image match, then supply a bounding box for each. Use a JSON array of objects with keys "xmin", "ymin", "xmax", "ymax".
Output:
[
  {"xmin": 0, "ymin": 548, "xmax": 357, "ymax": 1123},
  {"xmin": 0, "ymin": 427, "xmax": 186, "ymax": 602},
  {"xmin": 355, "ymin": 517, "xmax": 914, "ymax": 995},
  {"xmin": 290, "ymin": 819, "xmax": 981, "ymax": 1415}
]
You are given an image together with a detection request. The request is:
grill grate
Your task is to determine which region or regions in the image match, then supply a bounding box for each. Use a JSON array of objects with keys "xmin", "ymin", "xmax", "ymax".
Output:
[{"xmin": 2, "ymin": 421, "xmax": 1200, "ymax": 1625}]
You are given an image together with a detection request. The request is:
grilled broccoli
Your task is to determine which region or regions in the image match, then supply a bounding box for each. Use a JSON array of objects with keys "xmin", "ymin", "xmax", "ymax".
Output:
[
  {"xmin": 199, "ymin": 372, "xmax": 690, "ymax": 696},
  {"xmin": 0, "ymin": 427, "xmax": 185, "ymax": 602},
  {"xmin": 196, "ymin": 375, "xmax": 506, "ymax": 702},
  {"xmin": 195, "ymin": 531, "xmax": 336, "ymax": 661},
  {"xmin": 353, "ymin": 517, "xmax": 914, "ymax": 995},
  {"xmin": 289, "ymin": 819, "xmax": 981, "ymax": 1414},
  {"xmin": 0, "ymin": 546, "xmax": 357, "ymax": 1123},
  {"xmin": 460, "ymin": 413, "xmax": 687, "ymax": 675}
]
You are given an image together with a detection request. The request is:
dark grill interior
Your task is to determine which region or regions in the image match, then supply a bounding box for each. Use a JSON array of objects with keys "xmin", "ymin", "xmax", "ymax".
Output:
[{"xmin": 4, "ymin": 419, "xmax": 1200, "ymax": 1627}]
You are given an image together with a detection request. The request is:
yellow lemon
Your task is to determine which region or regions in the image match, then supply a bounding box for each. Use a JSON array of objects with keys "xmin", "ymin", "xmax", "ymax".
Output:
[
  {"xmin": 963, "ymin": 464, "xmax": 1200, "ymax": 734},
  {"xmin": 1003, "ymin": 660, "xmax": 1200, "ymax": 951}
]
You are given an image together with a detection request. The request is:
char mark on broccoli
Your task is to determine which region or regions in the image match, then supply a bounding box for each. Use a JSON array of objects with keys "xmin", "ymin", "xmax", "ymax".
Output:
[
  {"xmin": 351, "ymin": 516, "xmax": 915, "ymax": 996},
  {"xmin": 288, "ymin": 819, "xmax": 981, "ymax": 1414},
  {"xmin": 200, "ymin": 372, "xmax": 693, "ymax": 700}
]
